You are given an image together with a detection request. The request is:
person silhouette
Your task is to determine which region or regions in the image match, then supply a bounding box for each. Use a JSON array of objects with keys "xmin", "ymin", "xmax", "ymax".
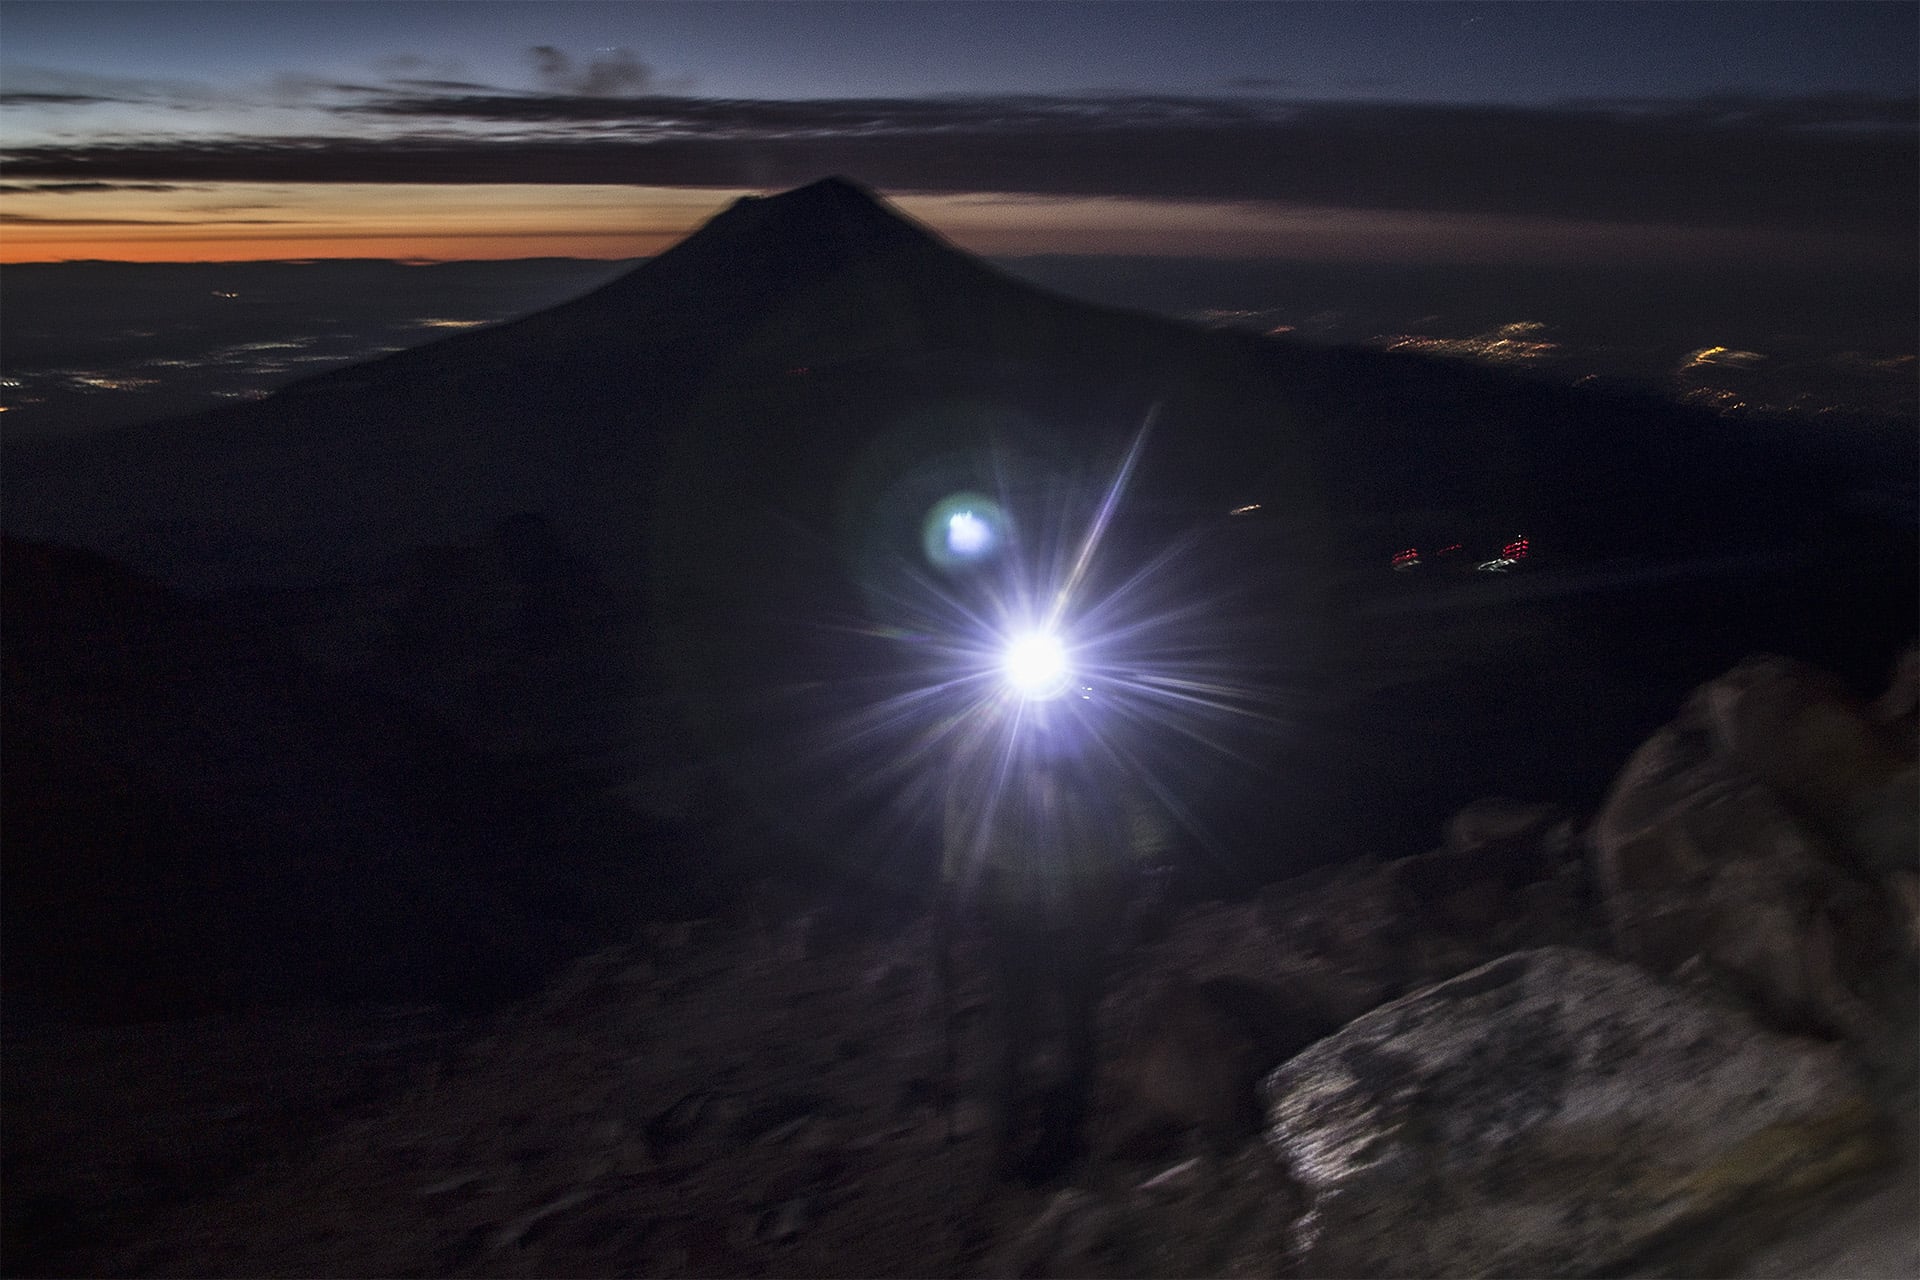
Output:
[{"xmin": 940, "ymin": 699, "xmax": 1156, "ymax": 1182}]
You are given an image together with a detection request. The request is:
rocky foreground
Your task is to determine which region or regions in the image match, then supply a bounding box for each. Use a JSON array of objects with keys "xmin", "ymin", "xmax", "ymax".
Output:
[{"xmin": 5, "ymin": 651, "xmax": 1916, "ymax": 1278}]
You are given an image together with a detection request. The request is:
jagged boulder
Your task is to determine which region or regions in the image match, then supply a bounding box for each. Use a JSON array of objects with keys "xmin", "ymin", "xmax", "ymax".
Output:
[
  {"xmin": 1443, "ymin": 797, "xmax": 1573, "ymax": 870},
  {"xmin": 1103, "ymin": 972, "xmax": 1352, "ymax": 1157},
  {"xmin": 1592, "ymin": 658, "xmax": 1914, "ymax": 1039},
  {"xmin": 1704, "ymin": 654, "xmax": 1918, "ymax": 877},
  {"xmin": 1871, "ymin": 644, "xmax": 1919, "ymax": 736},
  {"xmin": 1263, "ymin": 947, "xmax": 1887, "ymax": 1279},
  {"xmin": 1247, "ymin": 800, "xmax": 1599, "ymax": 1002},
  {"xmin": 1388, "ymin": 799, "xmax": 1582, "ymax": 944}
]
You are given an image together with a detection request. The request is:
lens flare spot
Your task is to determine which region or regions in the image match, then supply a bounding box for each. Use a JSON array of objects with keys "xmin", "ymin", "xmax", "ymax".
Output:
[
  {"xmin": 923, "ymin": 492, "xmax": 1006, "ymax": 570},
  {"xmin": 948, "ymin": 510, "xmax": 992, "ymax": 556}
]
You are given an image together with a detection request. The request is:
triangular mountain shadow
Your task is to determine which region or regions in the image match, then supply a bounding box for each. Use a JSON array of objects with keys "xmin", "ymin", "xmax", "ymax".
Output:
[
  {"xmin": 592, "ymin": 175, "xmax": 966, "ymax": 302},
  {"xmin": 0, "ymin": 177, "xmax": 1207, "ymax": 589},
  {"xmin": 0, "ymin": 176, "xmax": 1911, "ymax": 1018},
  {"xmin": 265, "ymin": 174, "xmax": 1193, "ymax": 411},
  {"xmin": 3, "ymin": 181, "xmax": 1909, "ymax": 845}
]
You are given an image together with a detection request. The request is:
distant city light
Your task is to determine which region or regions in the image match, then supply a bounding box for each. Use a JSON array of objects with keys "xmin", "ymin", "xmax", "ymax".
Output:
[
  {"xmin": 1375, "ymin": 321, "xmax": 1559, "ymax": 367},
  {"xmin": 1679, "ymin": 345, "xmax": 1766, "ymax": 372}
]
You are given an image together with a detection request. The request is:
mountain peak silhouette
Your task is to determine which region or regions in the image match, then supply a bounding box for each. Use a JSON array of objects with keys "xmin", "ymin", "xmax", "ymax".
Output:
[
  {"xmin": 683, "ymin": 175, "xmax": 939, "ymax": 255},
  {"xmin": 714, "ymin": 175, "xmax": 911, "ymax": 232},
  {"xmin": 577, "ymin": 174, "xmax": 985, "ymax": 329}
]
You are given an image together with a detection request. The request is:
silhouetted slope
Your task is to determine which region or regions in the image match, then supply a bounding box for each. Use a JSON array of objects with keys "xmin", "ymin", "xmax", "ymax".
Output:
[
  {"xmin": 0, "ymin": 536, "xmax": 720, "ymax": 1020},
  {"xmin": 1, "ymin": 177, "xmax": 1911, "ymax": 987},
  {"xmin": 1, "ymin": 178, "xmax": 1203, "ymax": 589},
  {"xmin": 0, "ymin": 174, "xmax": 1871, "ymax": 587}
]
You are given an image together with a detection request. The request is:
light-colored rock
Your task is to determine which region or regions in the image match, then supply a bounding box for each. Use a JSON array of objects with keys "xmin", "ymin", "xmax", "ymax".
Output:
[{"xmin": 1263, "ymin": 947, "xmax": 1887, "ymax": 1279}]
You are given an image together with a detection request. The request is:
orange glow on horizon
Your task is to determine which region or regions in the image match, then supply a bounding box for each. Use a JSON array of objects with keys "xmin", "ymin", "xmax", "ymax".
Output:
[
  {"xmin": 0, "ymin": 182, "xmax": 1900, "ymax": 270},
  {"xmin": 0, "ymin": 183, "xmax": 747, "ymax": 263}
]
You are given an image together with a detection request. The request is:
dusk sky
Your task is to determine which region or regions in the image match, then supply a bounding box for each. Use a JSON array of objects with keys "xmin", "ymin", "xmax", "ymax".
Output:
[{"xmin": 1, "ymin": 0, "xmax": 1914, "ymax": 264}]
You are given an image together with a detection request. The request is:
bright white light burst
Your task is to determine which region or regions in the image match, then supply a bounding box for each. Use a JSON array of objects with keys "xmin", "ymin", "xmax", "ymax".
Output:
[
  {"xmin": 1002, "ymin": 630, "xmax": 1072, "ymax": 700},
  {"xmin": 790, "ymin": 400, "xmax": 1309, "ymax": 894}
]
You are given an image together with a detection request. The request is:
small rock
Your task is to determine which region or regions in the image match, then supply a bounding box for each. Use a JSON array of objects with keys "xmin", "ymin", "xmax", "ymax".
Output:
[
  {"xmin": 754, "ymin": 1114, "xmax": 811, "ymax": 1146},
  {"xmin": 1135, "ymin": 1156, "xmax": 1205, "ymax": 1198},
  {"xmin": 487, "ymin": 1186, "xmax": 600, "ymax": 1252},
  {"xmin": 643, "ymin": 1090, "xmax": 719, "ymax": 1155},
  {"xmin": 760, "ymin": 1197, "xmax": 811, "ymax": 1245},
  {"xmin": 987, "ymin": 1188, "xmax": 1115, "ymax": 1278},
  {"xmin": 417, "ymin": 1171, "xmax": 486, "ymax": 1197},
  {"xmin": 862, "ymin": 957, "xmax": 918, "ymax": 997},
  {"xmin": 730, "ymin": 1093, "xmax": 822, "ymax": 1145},
  {"xmin": 1107, "ymin": 972, "xmax": 1344, "ymax": 1157},
  {"xmin": 1445, "ymin": 796, "xmax": 1571, "ymax": 880},
  {"xmin": 1871, "ymin": 645, "xmax": 1919, "ymax": 730}
]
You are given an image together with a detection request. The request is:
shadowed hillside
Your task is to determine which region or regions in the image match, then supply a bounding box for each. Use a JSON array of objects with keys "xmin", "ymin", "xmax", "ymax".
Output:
[{"xmin": 3, "ymin": 176, "xmax": 1913, "ymax": 1015}]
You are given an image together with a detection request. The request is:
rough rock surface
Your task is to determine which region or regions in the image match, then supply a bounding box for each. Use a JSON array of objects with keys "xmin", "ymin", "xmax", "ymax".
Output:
[
  {"xmin": 1591, "ymin": 658, "xmax": 1915, "ymax": 1041},
  {"xmin": 7, "ymin": 653, "xmax": 1914, "ymax": 1277},
  {"xmin": 1263, "ymin": 946, "xmax": 1888, "ymax": 1279},
  {"xmin": 1703, "ymin": 655, "xmax": 1918, "ymax": 876}
]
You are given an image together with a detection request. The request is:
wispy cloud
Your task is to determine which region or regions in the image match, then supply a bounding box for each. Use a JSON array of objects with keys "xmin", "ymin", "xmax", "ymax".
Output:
[
  {"xmin": 0, "ymin": 91, "xmax": 125, "ymax": 106},
  {"xmin": 0, "ymin": 66, "xmax": 233, "ymax": 107},
  {"xmin": 526, "ymin": 45, "xmax": 656, "ymax": 97},
  {"xmin": 388, "ymin": 78, "xmax": 500, "ymax": 94},
  {"xmin": 0, "ymin": 181, "xmax": 188, "ymax": 193},
  {"xmin": 0, "ymin": 212, "xmax": 284, "ymax": 226}
]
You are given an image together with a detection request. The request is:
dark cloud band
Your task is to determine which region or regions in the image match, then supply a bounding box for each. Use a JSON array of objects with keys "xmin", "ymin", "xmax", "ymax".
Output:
[{"xmin": 3, "ymin": 93, "xmax": 1912, "ymax": 235}]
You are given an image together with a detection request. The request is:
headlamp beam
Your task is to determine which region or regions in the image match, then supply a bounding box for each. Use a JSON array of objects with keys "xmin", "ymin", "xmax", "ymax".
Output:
[{"xmin": 1002, "ymin": 630, "xmax": 1072, "ymax": 700}]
